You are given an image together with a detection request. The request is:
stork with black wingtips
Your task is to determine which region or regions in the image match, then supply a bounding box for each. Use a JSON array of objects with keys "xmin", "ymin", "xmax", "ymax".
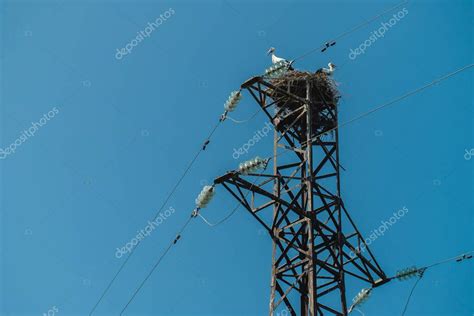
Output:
[
  {"xmin": 322, "ymin": 62, "xmax": 336, "ymax": 75},
  {"xmin": 266, "ymin": 47, "xmax": 294, "ymax": 70}
]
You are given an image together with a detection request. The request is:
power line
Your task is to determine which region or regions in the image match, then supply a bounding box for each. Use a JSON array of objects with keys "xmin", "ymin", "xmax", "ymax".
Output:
[
  {"xmin": 93, "ymin": 57, "xmax": 474, "ymax": 315},
  {"xmin": 200, "ymin": 64, "xmax": 473, "ymax": 228},
  {"xmin": 423, "ymin": 250, "xmax": 473, "ymax": 270},
  {"xmin": 349, "ymin": 250, "xmax": 473, "ymax": 314},
  {"xmin": 119, "ymin": 215, "xmax": 194, "ymax": 315},
  {"xmin": 119, "ymin": 161, "xmax": 273, "ymax": 313},
  {"xmin": 303, "ymin": 64, "xmax": 473, "ymax": 147},
  {"xmin": 197, "ymin": 171, "xmax": 266, "ymax": 227},
  {"xmin": 202, "ymin": 157, "xmax": 282, "ymax": 227},
  {"xmin": 84, "ymin": 1, "xmax": 469, "ymax": 306},
  {"xmin": 196, "ymin": 65, "xmax": 473, "ymax": 259},
  {"xmin": 292, "ymin": 0, "xmax": 409, "ymax": 62},
  {"xmin": 226, "ymin": 109, "xmax": 260, "ymax": 124},
  {"xmin": 243, "ymin": 64, "xmax": 473, "ymax": 165},
  {"xmin": 332, "ymin": 0, "xmax": 409, "ymax": 43},
  {"xmin": 198, "ymin": 206, "xmax": 240, "ymax": 227},
  {"xmin": 398, "ymin": 250, "xmax": 473, "ymax": 315},
  {"xmin": 400, "ymin": 271, "xmax": 424, "ymax": 316},
  {"xmin": 89, "ymin": 119, "xmax": 223, "ymax": 315},
  {"xmin": 118, "ymin": 63, "xmax": 470, "ymax": 312}
]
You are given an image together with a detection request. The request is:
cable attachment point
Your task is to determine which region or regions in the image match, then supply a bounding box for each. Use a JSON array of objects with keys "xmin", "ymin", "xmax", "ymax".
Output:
[
  {"xmin": 191, "ymin": 208, "xmax": 200, "ymax": 218},
  {"xmin": 456, "ymin": 253, "xmax": 473, "ymax": 262},
  {"xmin": 202, "ymin": 140, "xmax": 210, "ymax": 150},
  {"xmin": 220, "ymin": 110, "xmax": 228, "ymax": 122},
  {"xmin": 173, "ymin": 234, "xmax": 181, "ymax": 244},
  {"xmin": 321, "ymin": 41, "xmax": 336, "ymax": 52}
]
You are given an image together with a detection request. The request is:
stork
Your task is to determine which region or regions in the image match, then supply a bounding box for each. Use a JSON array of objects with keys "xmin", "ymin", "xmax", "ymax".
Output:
[
  {"xmin": 266, "ymin": 47, "xmax": 294, "ymax": 70},
  {"xmin": 321, "ymin": 62, "xmax": 336, "ymax": 75}
]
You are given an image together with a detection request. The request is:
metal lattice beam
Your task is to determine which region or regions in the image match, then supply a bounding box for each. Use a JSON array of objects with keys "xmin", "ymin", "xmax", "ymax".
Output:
[{"xmin": 215, "ymin": 74, "xmax": 389, "ymax": 316}]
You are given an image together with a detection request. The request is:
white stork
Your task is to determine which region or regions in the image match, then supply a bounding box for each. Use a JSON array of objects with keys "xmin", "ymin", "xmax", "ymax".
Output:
[
  {"xmin": 267, "ymin": 47, "xmax": 294, "ymax": 70},
  {"xmin": 322, "ymin": 62, "xmax": 336, "ymax": 75},
  {"xmin": 267, "ymin": 47, "xmax": 287, "ymax": 64}
]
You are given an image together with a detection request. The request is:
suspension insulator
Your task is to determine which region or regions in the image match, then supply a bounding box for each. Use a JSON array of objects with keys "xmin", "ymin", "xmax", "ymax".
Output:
[
  {"xmin": 238, "ymin": 156, "xmax": 268, "ymax": 174},
  {"xmin": 195, "ymin": 185, "xmax": 215, "ymax": 208},
  {"xmin": 395, "ymin": 266, "xmax": 423, "ymax": 281},
  {"xmin": 265, "ymin": 61, "xmax": 291, "ymax": 78},
  {"xmin": 351, "ymin": 288, "xmax": 372, "ymax": 308},
  {"xmin": 224, "ymin": 90, "xmax": 242, "ymax": 112}
]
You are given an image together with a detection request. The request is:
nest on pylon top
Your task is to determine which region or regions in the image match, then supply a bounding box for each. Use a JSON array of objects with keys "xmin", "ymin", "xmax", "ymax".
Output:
[{"xmin": 267, "ymin": 70, "xmax": 341, "ymax": 142}]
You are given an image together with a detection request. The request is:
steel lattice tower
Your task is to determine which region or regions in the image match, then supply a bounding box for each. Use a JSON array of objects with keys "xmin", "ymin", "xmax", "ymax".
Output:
[{"xmin": 214, "ymin": 71, "xmax": 389, "ymax": 316}]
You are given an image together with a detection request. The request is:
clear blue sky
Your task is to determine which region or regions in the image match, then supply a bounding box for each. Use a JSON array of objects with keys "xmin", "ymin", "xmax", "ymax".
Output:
[{"xmin": 1, "ymin": 0, "xmax": 472, "ymax": 315}]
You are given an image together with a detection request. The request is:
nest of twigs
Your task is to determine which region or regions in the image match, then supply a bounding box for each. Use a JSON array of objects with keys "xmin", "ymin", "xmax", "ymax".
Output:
[{"xmin": 268, "ymin": 70, "xmax": 340, "ymax": 142}]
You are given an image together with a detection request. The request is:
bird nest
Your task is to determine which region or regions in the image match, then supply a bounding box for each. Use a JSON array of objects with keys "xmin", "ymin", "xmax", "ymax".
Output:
[{"xmin": 267, "ymin": 70, "xmax": 340, "ymax": 142}]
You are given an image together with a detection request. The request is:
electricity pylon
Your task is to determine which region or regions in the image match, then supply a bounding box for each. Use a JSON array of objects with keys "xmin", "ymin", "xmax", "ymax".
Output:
[{"xmin": 214, "ymin": 72, "xmax": 389, "ymax": 316}]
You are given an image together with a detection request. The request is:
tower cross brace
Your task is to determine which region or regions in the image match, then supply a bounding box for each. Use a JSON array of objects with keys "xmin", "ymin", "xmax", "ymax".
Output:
[{"xmin": 214, "ymin": 72, "xmax": 389, "ymax": 316}]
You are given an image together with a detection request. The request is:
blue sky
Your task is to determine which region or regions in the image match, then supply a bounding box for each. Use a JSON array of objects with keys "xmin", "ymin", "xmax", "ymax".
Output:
[{"xmin": 0, "ymin": 0, "xmax": 472, "ymax": 315}]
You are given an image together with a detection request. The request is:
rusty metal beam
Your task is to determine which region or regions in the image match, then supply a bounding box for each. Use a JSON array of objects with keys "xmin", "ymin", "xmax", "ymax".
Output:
[{"xmin": 215, "ymin": 73, "xmax": 388, "ymax": 315}]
